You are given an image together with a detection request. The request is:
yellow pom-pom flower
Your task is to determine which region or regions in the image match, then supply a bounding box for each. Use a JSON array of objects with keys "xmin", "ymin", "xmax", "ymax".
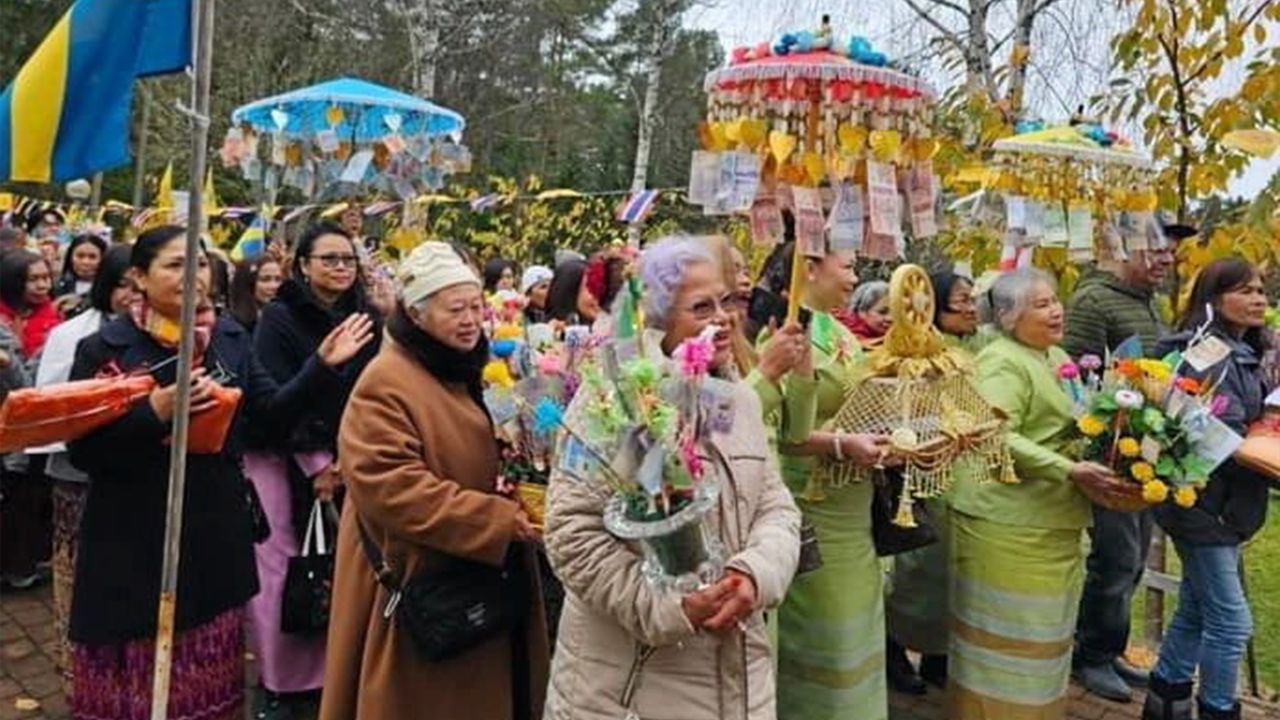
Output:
[
  {"xmin": 1077, "ymin": 414, "xmax": 1107, "ymax": 437},
  {"xmin": 1130, "ymin": 461, "xmax": 1156, "ymax": 483},
  {"xmin": 493, "ymin": 323, "xmax": 523, "ymax": 341},
  {"xmin": 1117, "ymin": 437, "xmax": 1141, "ymax": 458},
  {"xmin": 1142, "ymin": 480, "xmax": 1169, "ymax": 503},
  {"xmin": 1136, "ymin": 359, "xmax": 1172, "ymax": 381},
  {"xmin": 482, "ymin": 360, "xmax": 514, "ymax": 389},
  {"xmin": 1174, "ymin": 486, "xmax": 1197, "ymax": 508}
]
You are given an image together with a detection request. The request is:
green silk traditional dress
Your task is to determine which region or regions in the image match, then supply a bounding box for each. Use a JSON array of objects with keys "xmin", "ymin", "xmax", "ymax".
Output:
[
  {"xmin": 773, "ymin": 311, "xmax": 886, "ymax": 720},
  {"xmin": 948, "ymin": 334, "xmax": 1091, "ymax": 720}
]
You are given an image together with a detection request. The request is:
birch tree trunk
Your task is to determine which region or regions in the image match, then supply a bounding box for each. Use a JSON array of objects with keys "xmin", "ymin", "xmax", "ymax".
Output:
[
  {"xmin": 627, "ymin": 0, "xmax": 683, "ymax": 246},
  {"xmin": 402, "ymin": 0, "xmax": 442, "ymax": 98}
]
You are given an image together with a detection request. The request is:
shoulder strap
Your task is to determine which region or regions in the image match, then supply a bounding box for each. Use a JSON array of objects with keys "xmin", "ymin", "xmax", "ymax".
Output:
[{"xmin": 354, "ymin": 515, "xmax": 402, "ymax": 593}]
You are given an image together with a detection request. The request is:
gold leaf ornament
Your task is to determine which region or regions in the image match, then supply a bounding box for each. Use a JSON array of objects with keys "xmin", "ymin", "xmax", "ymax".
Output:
[
  {"xmin": 801, "ymin": 151, "xmax": 826, "ymax": 185},
  {"xmin": 769, "ymin": 130, "xmax": 798, "ymax": 165},
  {"xmin": 869, "ymin": 129, "xmax": 902, "ymax": 162},
  {"xmin": 837, "ymin": 123, "xmax": 867, "ymax": 154},
  {"xmin": 739, "ymin": 119, "xmax": 768, "ymax": 150}
]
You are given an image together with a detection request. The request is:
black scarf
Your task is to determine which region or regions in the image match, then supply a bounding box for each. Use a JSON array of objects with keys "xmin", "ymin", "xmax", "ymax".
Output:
[{"xmin": 386, "ymin": 305, "xmax": 491, "ymax": 416}]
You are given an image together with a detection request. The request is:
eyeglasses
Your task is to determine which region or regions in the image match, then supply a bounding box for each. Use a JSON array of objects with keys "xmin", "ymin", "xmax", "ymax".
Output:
[
  {"xmin": 308, "ymin": 253, "xmax": 359, "ymax": 269},
  {"xmin": 944, "ymin": 296, "xmax": 977, "ymax": 313},
  {"xmin": 681, "ymin": 293, "xmax": 734, "ymax": 321}
]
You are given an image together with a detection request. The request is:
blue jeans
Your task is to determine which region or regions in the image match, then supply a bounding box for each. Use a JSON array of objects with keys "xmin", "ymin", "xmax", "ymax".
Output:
[{"xmin": 1153, "ymin": 542, "xmax": 1253, "ymax": 711}]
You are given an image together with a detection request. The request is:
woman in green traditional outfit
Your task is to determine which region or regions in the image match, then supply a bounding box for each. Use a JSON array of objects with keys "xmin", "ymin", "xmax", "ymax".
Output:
[
  {"xmin": 949, "ymin": 268, "xmax": 1129, "ymax": 720},
  {"xmin": 769, "ymin": 242, "xmax": 894, "ymax": 720},
  {"xmin": 884, "ymin": 271, "xmax": 984, "ymax": 694}
]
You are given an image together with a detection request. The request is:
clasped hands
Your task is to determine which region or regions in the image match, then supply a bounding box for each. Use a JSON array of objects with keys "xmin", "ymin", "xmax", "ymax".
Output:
[{"xmin": 681, "ymin": 569, "xmax": 758, "ymax": 635}]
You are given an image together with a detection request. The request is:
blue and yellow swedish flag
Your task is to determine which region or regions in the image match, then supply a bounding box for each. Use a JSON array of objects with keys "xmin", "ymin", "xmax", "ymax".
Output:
[
  {"xmin": 0, "ymin": 0, "xmax": 191, "ymax": 184},
  {"xmin": 230, "ymin": 209, "xmax": 268, "ymax": 262}
]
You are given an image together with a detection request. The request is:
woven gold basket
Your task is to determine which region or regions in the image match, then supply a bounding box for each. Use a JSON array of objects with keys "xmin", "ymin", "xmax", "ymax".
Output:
[{"xmin": 816, "ymin": 265, "xmax": 1015, "ymax": 519}]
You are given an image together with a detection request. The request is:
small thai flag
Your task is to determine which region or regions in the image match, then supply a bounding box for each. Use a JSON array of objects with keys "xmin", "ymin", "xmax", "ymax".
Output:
[
  {"xmin": 470, "ymin": 193, "xmax": 503, "ymax": 212},
  {"xmin": 616, "ymin": 189, "xmax": 660, "ymax": 224},
  {"xmin": 280, "ymin": 205, "xmax": 312, "ymax": 224},
  {"xmin": 364, "ymin": 200, "xmax": 399, "ymax": 216}
]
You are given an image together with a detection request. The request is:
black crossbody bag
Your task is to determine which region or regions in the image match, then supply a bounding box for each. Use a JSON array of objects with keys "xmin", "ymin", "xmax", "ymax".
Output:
[{"xmin": 356, "ymin": 517, "xmax": 527, "ymax": 662}]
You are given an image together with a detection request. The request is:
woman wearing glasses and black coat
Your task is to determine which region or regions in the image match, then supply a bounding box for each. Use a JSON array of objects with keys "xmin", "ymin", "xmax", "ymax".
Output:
[{"xmin": 242, "ymin": 220, "xmax": 382, "ymax": 718}]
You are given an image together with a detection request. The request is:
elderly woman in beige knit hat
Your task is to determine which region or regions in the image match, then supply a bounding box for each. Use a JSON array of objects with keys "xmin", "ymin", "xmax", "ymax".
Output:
[{"xmin": 321, "ymin": 241, "xmax": 548, "ymax": 720}]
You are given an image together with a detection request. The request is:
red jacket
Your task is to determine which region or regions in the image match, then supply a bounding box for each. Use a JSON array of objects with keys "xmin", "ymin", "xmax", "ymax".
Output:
[{"xmin": 0, "ymin": 300, "xmax": 61, "ymax": 358}]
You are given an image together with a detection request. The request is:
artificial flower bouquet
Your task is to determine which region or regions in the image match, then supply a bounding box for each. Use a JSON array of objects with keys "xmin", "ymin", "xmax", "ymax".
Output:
[
  {"xmin": 554, "ymin": 326, "xmax": 737, "ymax": 591},
  {"xmin": 1063, "ymin": 343, "xmax": 1238, "ymax": 510},
  {"xmin": 483, "ymin": 323, "xmax": 598, "ymax": 529}
]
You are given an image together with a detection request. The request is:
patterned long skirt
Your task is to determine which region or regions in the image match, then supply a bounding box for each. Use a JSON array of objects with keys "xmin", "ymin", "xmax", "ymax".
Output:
[
  {"xmin": 948, "ymin": 512, "xmax": 1084, "ymax": 720},
  {"xmin": 776, "ymin": 482, "xmax": 886, "ymax": 720},
  {"xmin": 69, "ymin": 609, "xmax": 245, "ymax": 720},
  {"xmin": 52, "ymin": 480, "xmax": 89, "ymax": 686}
]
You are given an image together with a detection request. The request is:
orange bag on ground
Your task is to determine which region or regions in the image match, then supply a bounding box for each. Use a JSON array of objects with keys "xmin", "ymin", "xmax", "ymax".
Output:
[
  {"xmin": 0, "ymin": 375, "xmax": 157, "ymax": 453},
  {"xmin": 1237, "ymin": 411, "xmax": 1280, "ymax": 479}
]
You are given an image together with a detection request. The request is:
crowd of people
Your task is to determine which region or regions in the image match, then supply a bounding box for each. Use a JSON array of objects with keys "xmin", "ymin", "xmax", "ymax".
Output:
[{"xmin": 0, "ymin": 204, "xmax": 1273, "ymax": 720}]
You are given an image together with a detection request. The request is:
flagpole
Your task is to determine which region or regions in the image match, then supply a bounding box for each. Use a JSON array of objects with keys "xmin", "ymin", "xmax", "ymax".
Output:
[{"xmin": 150, "ymin": 0, "xmax": 214, "ymax": 717}]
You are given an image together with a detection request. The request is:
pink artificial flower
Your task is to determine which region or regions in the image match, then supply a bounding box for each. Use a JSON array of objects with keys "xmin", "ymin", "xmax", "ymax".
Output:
[
  {"xmin": 673, "ymin": 330, "xmax": 716, "ymax": 378},
  {"xmin": 679, "ymin": 434, "xmax": 705, "ymax": 479},
  {"xmin": 1209, "ymin": 394, "xmax": 1230, "ymax": 418},
  {"xmin": 1057, "ymin": 362, "xmax": 1080, "ymax": 380},
  {"xmin": 536, "ymin": 350, "xmax": 564, "ymax": 376},
  {"xmin": 1079, "ymin": 354, "xmax": 1103, "ymax": 371}
]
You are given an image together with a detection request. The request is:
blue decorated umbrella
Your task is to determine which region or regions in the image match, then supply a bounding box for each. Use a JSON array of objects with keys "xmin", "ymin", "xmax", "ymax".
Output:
[{"xmin": 231, "ymin": 76, "xmax": 465, "ymax": 142}]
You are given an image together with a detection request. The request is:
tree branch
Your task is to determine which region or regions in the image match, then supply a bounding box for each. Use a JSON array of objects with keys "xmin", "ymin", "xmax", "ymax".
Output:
[
  {"xmin": 1183, "ymin": 0, "xmax": 1273, "ymax": 86},
  {"xmin": 902, "ymin": 0, "xmax": 968, "ymax": 52}
]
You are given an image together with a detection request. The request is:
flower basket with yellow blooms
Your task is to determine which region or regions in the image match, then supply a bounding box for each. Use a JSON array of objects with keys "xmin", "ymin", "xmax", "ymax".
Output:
[{"xmin": 1062, "ymin": 339, "xmax": 1234, "ymax": 511}]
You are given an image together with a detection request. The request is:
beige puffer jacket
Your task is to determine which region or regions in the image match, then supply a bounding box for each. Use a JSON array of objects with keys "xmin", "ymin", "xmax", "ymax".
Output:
[{"xmin": 543, "ymin": 366, "xmax": 801, "ymax": 720}]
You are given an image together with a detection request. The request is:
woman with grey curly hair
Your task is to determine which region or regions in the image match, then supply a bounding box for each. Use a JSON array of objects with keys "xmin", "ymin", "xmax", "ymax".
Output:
[
  {"xmin": 839, "ymin": 280, "xmax": 892, "ymax": 346},
  {"xmin": 543, "ymin": 235, "xmax": 801, "ymax": 720},
  {"xmin": 948, "ymin": 268, "xmax": 1130, "ymax": 720}
]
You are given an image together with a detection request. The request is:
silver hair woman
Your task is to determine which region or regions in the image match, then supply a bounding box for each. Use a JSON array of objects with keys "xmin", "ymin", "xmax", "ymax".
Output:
[
  {"xmin": 947, "ymin": 267, "xmax": 1128, "ymax": 720},
  {"xmin": 544, "ymin": 235, "xmax": 801, "ymax": 720},
  {"xmin": 977, "ymin": 267, "xmax": 1056, "ymax": 333},
  {"xmin": 845, "ymin": 280, "xmax": 892, "ymax": 343},
  {"xmin": 637, "ymin": 234, "xmax": 717, "ymax": 330}
]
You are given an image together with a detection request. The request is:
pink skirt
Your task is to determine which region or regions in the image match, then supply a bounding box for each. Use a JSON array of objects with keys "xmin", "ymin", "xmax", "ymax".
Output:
[
  {"xmin": 70, "ymin": 609, "xmax": 244, "ymax": 720},
  {"xmin": 242, "ymin": 451, "xmax": 327, "ymax": 693}
]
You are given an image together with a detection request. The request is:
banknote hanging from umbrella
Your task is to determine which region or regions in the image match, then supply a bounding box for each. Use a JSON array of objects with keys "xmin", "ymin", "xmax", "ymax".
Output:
[{"xmin": 224, "ymin": 77, "xmax": 470, "ymax": 202}]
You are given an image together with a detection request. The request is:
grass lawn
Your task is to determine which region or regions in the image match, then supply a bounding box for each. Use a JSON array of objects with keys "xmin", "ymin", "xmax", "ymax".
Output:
[{"xmin": 1130, "ymin": 496, "xmax": 1280, "ymax": 697}]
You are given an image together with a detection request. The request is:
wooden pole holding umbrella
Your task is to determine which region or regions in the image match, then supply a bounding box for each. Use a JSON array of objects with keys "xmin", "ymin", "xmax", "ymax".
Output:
[{"xmin": 150, "ymin": 0, "xmax": 215, "ymax": 716}]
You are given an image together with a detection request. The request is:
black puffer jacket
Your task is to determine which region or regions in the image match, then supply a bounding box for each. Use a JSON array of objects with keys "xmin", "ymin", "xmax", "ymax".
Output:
[{"xmin": 1153, "ymin": 329, "xmax": 1271, "ymax": 546}]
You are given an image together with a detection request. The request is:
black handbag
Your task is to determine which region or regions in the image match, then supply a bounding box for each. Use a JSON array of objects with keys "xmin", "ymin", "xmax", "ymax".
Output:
[
  {"xmin": 871, "ymin": 469, "xmax": 938, "ymax": 557},
  {"xmin": 281, "ymin": 500, "xmax": 335, "ymax": 634},
  {"xmin": 243, "ymin": 478, "xmax": 271, "ymax": 544},
  {"xmin": 796, "ymin": 517, "xmax": 824, "ymax": 575},
  {"xmin": 356, "ymin": 516, "xmax": 527, "ymax": 662}
]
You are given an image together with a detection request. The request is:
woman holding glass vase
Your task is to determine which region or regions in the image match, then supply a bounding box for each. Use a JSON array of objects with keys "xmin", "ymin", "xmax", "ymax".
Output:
[{"xmin": 543, "ymin": 236, "xmax": 801, "ymax": 720}]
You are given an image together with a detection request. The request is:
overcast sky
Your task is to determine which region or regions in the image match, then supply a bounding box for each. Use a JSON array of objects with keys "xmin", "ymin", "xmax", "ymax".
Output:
[{"xmin": 684, "ymin": 1, "xmax": 1278, "ymax": 199}]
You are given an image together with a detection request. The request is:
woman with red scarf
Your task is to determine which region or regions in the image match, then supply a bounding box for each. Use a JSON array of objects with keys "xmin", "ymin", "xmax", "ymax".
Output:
[
  {"xmin": 0, "ymin": 249, "xmax": 61, "ymax": 589},
  {"xmin": 0, "ymin": 249, "xmax": 60, "ymax": 361},
  {"xmin": 836, "ymin": 280, "xmax": 891, "ymax": 348}
]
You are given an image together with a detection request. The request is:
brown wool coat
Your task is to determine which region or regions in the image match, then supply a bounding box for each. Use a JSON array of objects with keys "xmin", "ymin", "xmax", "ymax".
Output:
[{"xmin": 320, "ymin": 337, "xmax": 549, "ymax": 720}]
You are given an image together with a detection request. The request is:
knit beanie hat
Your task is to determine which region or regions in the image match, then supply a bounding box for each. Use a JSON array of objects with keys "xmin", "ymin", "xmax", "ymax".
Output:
[
  {"xmin": 398, "ymin": 241, "xmax": 480, "ymax": 307},
  {"xmin": 520, "ymin": 265, "xmax": 553, "ymax": 294}
]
